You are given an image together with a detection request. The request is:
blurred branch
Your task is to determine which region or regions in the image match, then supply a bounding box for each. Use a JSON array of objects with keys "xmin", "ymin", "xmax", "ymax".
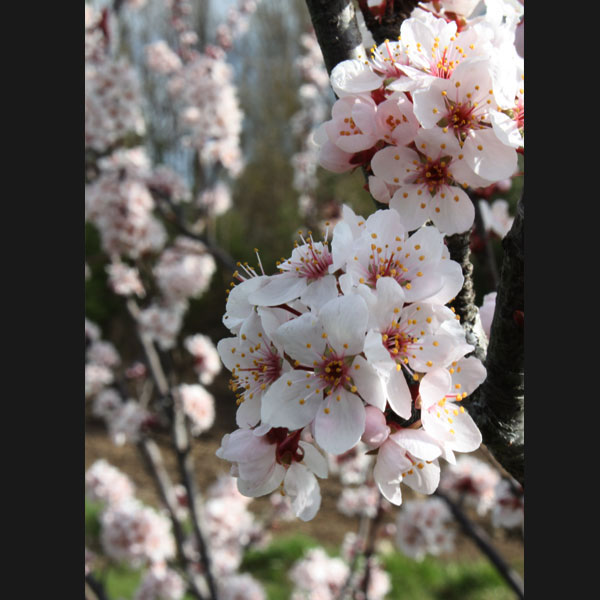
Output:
[
  {"xmin": 359, "ymin": 493, "xmax": 385, "ymax": 598},
  {"xmin": 125, "ymin": 298, "xmax": 219, "ymax": 600},
  {"xmin": 85, "ymin": 573, "xmax": 111, "ymax": 600},
  {"xmin": 151, "ymin": 189, "xmax": 238, "ymax": 273},
  {"xmin": 304, "ymin": 0, "xmax": 365, "ymax": 76},
  {"xmin": 435, "ymin": 489, "xmax": 524, "ymax": 599}
]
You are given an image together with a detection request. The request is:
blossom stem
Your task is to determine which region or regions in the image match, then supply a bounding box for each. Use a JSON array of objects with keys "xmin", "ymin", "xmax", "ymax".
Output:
[{"xmin": 434, "ymin": 489, "xmax": 524, "ymax": 599}]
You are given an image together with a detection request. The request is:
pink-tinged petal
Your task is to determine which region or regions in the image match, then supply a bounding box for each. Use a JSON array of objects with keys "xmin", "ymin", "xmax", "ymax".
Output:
[
  {"xmin": 362, "ymin": 406, "xmax": 390, "ymax": 448},
  {"xmin": 373, "ymin": 440, "xmax": 412, "ymax": 505},
  {"xmin": 371, "ymin": 146, "xmax": 419, "ymax": 186},
  {"xmin": 376, "ymin": 94, "xmax": 420, "ymax": 146},
  {"xmin": 284, "ymin": 463, "xmax": 321, "ymax": 521},
  {"xmin": 248, "ymin": 274, "xmax": 307, "ymax": 307},
  {"xmin": 401, "ymin": 459, "xmax": 440, "ymax": 494},
  {"xmin": 236, "ymin": 393, "xmax": 261, "ymax": 428},
  {"xmin": 429, "ymin": 186, "xmax": 475, "ymax": 236},
  {"xmin": 330, "ymin": 59, "xmax": 384, "ymax": 96},
  {"xmin": 419, "ymin": 259, "xmax": 463, "ymax": 305},
  {"xmin": 404, "ymin": 224, "xmax": 444, "ymax": 268},
  {"xmin": 261, "ymin": 371, "xmax": 322, "ymax": 430},
  {"xmin": 419, "ymin": 369, "xmax": 452, "ymax": 410},
  {"xmin": 314, "ymin": 389, "xmax": 366, "ymax": 455},
  {"xmin": 390, "ymin": 185, "xmax": 430, "ymax": 232},
  {"xmin": 463, "ymin": 129, "xmax": 518, "ymax": 181},
  {"xmin": 273, "ymin": 312, "xmax": 326, "ymax": 365},
  {"xmin": 450, "ymin": 357, "xmax": 486, "ymax": 396},
  {"xmin": 317, "ymin": 139, "xmax": 355, "ymax": 173},
  {"xmin": 298, "ymin": 441, "xmax": 328, "ymax": 478},
  {"xmin": 238, "ymin": 462, "xmax": 286, "ymax": 497},
  {"xmin": 369, "ymin": 175, "xmax": 392, "ymax": 204},
  {"xmin": 352, "ymin": 98, "xmax": 379, "ymax": 135},
  {"xmin": 351, "ymin": 355, "xmax": 387, "ymax": 411},
  {"xmin": 216, "ymin": 429, "xmax": 274, "ymax": 463},
  {"xmin": 300, "ymin": 275, "xmax": 339, "ymax": 311},
  {"xmin": 387, "ymin": 369, "xmax": 413, "ymax": 419},
  {"xmin": 238, "ymin": 451, "xmax": 276, "ymax": 483},
  {"xmin": 319, "ymin": 294, "xmax": 368, "ymax": 356},
  {"xmin": 390, "ymin": 429, "xmax": 442, "ymax": 461},
  {"xmin": 335, "ymin": 131, "xmax": 378, "ymax": 154}
]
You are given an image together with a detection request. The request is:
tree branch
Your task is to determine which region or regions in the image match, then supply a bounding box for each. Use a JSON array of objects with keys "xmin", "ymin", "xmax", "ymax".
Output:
[
  {"xmin": 304, "ymin": 1, "xmax": 365, "ymax": 76},
  {"xmin": 469, "ymin": 193, "xmax": 524, "ymax": 485},
  {"xmin": 446, "ymin": 229, "xmax": 486, "ymax": 362},
  {"xmin": 435, "ymin": 489, "xmax": 524, "ymax": 599},
  {"xmin": 357, "ymin": 0, "xmax": 421, "ymax": 45}
]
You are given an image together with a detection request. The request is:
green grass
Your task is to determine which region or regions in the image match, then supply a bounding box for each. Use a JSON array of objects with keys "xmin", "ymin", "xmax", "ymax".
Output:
[{"xmin": 87, "ymin": 523, "xmax": 519, "ymax": 600}]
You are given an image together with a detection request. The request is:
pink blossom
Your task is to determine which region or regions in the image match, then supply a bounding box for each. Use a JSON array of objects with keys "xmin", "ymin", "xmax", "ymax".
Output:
[
  {"xmin": 184, "ymin": 334, "xmax": 222, "ymax": 385},
  {"xmin": 106, "ymin": 262, "xmax": 145, "ymax": 298},
  {"xmin": 145, "ymin": 40, "xmax": 183, "ymax": 75},
  {"xmin": 87, "ymin": 340, "xmax": 121, "ymax": 369},
  {"xmin": 101, "ymin": 501, "xmax": 175, "ymax": 567},
  {"xmin": 492, "ymin": 479, "xmax": 524, "ymax": 529},
  {"xmin": 217, "ymin": 573, "xmax": 265, "ymax": 600},
  {"xmin": 440, "ymin": 455, "xmax": 500, "ymax": 515},
  {"xmin": 177, "ymin": 384, "xmax": 215, "ymax": 435},
  {"xmin": 108, "ymin": 400, "xmax": 149, "ymax": 446},
  {"xmin": 396, "ymin": 498, "xmax": 455, "ymax": 560},
  {"xmin": 86, "ymin": 459, "xmax": 136, "ymax": 507},
  {"xmin": 134, "ymin": 564, "xmax": 186, "ymax": 600},
  {"xmin": 154, "ymin": 237, "xmax": 216, "ymax": 302}
]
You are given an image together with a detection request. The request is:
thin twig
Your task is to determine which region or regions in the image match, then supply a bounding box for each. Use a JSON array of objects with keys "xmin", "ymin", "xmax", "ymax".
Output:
[
  {"xmin": 435, "ymin": 489, "xmax": 524, "ymax": 599},
  {"xmin": 125, "ymin": 298, "xmax": 219, "ymax": 600},
  {"xmin": 360, "ymin": 493, "xmax": 385, "ymax": 599}
]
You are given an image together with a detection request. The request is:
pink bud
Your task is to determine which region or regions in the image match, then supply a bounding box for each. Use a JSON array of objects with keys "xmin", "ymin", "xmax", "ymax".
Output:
[{"xmin": 361, "ymin": 406, "xmax": 390, "ymax": 449}]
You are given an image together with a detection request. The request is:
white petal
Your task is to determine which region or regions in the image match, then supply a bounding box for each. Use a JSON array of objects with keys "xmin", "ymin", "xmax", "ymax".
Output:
[
  {"xmin": 351, "ymin": 355, "xmax": 387, "ymax": 411},
  {"xmin": 314, "ymin": 389, "xmax": 366, "ymax": 455},
  {"xmin": 261, "ymin": 371, "xmax": 322, "ymax": 430},
  {"xmin": 300, "ymin": 275, "xmax": 339, "ymax": 311},
  {"xmin": 387, "ymin": 369, "xmax": 413, "ymax": 419},
  {"xmin": 298, "ymin": 441, "xmax": 328, "ymax": 478},
  {"xmin": 248, "ymin": 274, "xmax": 307, "ymax": 307},
  {"xmin": 319, "ymin": 294, "xmax": 368, "ymax": 356},
  {"xmin": 390, "ymin": 428, "xmax": 442, "ymax": 461},
  {"xmin": 284, "ymin": 463, "xmax": 321, "ymax": 521}
]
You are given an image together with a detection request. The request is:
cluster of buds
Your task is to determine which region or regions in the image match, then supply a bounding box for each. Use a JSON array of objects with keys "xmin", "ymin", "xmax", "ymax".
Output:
[
  {"xmin": 315, "ymin": 0, "xmax": 523, "ymax": 235},
  {"xmin": 216, "ymin": 202, "xmax": 486, "ymax": 520}
]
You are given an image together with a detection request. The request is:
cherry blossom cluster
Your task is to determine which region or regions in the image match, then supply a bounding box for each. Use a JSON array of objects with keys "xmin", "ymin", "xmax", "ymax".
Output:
[
  {"xmin": 85, "ymin": 6, "xmax": 146, "ymax": 153},
  {"xmin": 144, "ymin": 0, "xmax": 246, "ymax": 179},
  {"xmin": 199, "ymin": 475, "xmax": 266, "ymax": 581},
  {"xmin": 85, "ymin": 148, "xmax": 167, "ymax": 259},
  {"xmin": 395, "ymin": 497, "xmax": 455, "ymax": 560},
  {"xmin": 290, "ymin": 32, "xmax": 334, "ymax": 219},
  {"xmin": 184, "ymin": 333, "xmax": 222, "ymax": 385},
  {"xmin": 85, "ymin": 460, "xmax": 184, "ymax": 598},
  {"xmin": 215, "ymin": 0, "xmax": 262, "ymax": 52},
  {"xmin": 289, "ymin": 546, "xmax": 390, "ymax": 600},
  {"xmin": 440, "ymin": 454, "xmax": 500, "ymax": 515},
  {"xmin": 216, "ymin": 203, "xmax": 487, "ymax": 520},
  {"xmin": 315, "ymin": 0, "xmax": 524, "ymax": 235}
]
